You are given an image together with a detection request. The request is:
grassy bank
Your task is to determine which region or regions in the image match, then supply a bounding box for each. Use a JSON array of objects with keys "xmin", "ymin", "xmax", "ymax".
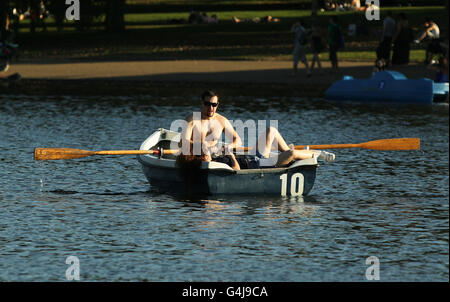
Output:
[{"xmin": 11, "ymin": 6, "xmax": 448, "ymax": 63}]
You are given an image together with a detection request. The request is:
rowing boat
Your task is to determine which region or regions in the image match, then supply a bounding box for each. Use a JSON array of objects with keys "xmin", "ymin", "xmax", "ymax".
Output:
[{"xmin": 137, "ymin": 128, "xmax": 318, "ymax": 196}]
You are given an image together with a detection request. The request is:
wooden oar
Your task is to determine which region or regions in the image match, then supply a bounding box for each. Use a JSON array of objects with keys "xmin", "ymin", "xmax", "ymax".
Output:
[
  {"xmin": 236, "ymin": 138, "xmax": 420, "ymax": 152},
  {"xmin": 35, "ymin": 138, "xmax": 419, "ymax": 161},
  {"xmin": 293, "ymin": 138, "xmax": 420, "ymax": 151},
  {"xmin": 34, "ymin": 148, "xmax": 180, "ymax": 161}
]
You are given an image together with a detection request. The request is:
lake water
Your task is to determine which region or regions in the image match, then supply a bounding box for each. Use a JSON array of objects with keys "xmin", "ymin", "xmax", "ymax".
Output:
[{"xmin": 0, "ymin": 94, "xmax": 448, "ymax": 282}]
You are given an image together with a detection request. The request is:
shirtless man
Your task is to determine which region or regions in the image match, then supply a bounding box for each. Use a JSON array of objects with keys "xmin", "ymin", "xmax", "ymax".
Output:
[
  {"xmin": 179, "ymin": 90, "xmax": 335, "ymax": 171},
  {"xmin": 179, "ymin": 90, "xmax": 242, "ymax": 169}
]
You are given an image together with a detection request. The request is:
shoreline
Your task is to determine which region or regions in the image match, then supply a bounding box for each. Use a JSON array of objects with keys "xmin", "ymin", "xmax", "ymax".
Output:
[
  {"xmin": 1, "ymin": 59, "xmax": 436, "ymax": 97},
  {"xmin": 0, "ymin": 79, "xmax": 330, "ymax": 98}
]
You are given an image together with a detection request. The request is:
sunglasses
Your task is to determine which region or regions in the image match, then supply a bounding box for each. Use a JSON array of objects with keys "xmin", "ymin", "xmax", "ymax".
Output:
[{"xmin": 203, "ymin": 101, "xmax": 219, "ymax": 107}]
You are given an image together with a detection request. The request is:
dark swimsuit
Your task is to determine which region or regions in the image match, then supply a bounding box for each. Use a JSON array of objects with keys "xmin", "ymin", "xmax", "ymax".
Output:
[
  {"xmin": 212, "ymin": 150, "xmax": 278, "ymax": 169},
  {"xmin": 212, "ymin": 155, "xmax": 261, "ymax": 169}
]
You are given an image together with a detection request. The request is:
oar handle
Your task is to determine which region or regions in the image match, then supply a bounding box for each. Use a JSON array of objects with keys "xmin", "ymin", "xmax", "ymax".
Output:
[{"xmin": 94, "ymin": 150, "xmax": 159, "ymax": 155}]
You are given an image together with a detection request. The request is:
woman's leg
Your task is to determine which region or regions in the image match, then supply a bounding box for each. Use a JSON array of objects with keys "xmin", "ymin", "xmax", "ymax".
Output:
[
  {"xmin": 329, "ymin": 46, "xmax": 337, "ymax": 69},
  {"xmin": 311, "ymin": 53, "xmax": 317, "ymax": 70},
  {"xmin": 255, "ymin": 126, "xmax": 290, "ymax": 158},
  {"xmin": 292, "ymin": 46, "xmax": 300, "ymax": 75},
  {"xmin": 317, "ymin": 53, "xmax": 322, "ymax": 69},
  {"xmin": 314, "ymin": 52, "xmax": 322, "ymax": 70},
  {"xmin": 275, "ymin": 149, "xmax": 316, "ymax": 167},
  {"xmin": 253, "ymin": 127, "xmax": 335, "ymax": 167}
]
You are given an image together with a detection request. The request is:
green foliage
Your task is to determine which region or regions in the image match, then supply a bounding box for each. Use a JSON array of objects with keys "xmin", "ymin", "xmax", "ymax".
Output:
[{"xmin": 11, "ymin": 4, "xmax": 447, "ymax": 62}]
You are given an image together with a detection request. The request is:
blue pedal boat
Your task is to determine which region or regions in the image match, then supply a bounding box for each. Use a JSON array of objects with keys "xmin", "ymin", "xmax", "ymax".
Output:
[{"xmin": 325, "ymin": 71, "xmax": 449, "ymax": 105}]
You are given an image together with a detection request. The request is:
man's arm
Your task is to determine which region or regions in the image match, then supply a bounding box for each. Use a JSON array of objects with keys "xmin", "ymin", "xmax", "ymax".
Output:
[{"xmin": 178, "ymin": 115, "xmax": 194, "ymax": 154}]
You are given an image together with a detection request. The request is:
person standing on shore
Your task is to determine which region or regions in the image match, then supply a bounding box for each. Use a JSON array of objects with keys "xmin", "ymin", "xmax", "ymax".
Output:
[
  {"xmin": 290, "ymin": 20, "xmax": 311, "ymax": 77},
  {"xmin": 309, "ymin": 24, "xmax": 324, "ymax": 75},
  {"xmin": 328, "ymin": 16, "xmax": 342, "ymax": 71},
  {"xmin": 391, "ymin": 13, "xmax": 413, "ymax": 66},
  {"xmin": 376, "ymin": 11, "xmax": 395, "ymax": 66}
]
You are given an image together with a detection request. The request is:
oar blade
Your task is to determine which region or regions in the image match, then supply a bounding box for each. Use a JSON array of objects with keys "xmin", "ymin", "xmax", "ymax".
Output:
[
  {"xmin": 360, "ymin": 138, "xmax": 420, "ymax": 151},
  {"xmin": 34, "ymin": 148, "xmax": 95, "ymax": 160}
]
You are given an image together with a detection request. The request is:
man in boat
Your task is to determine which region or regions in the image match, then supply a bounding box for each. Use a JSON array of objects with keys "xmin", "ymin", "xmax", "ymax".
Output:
[{"xmin": 177, "ymin": 90, "xmax": 335, "ymax": 171}]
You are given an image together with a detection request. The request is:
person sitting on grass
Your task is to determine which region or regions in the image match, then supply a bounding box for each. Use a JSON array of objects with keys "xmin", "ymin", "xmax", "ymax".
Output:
[
  {"xmin": 414, "ymin": 19, "xmax": 442, "ymax": 65},
  {"xmin": 232, "ymin": 15, "xmax": 279, "ymax": 24},
  {"xmin": 188, "ymin": 11, "xmax": 218, "ymax": 24},
  {"xmin": 203, "ymin": 13, "xmax": 218, "ymax": 24},
  {"xmin": 350, "ymin": 0, "xmax": 366, "ymax": 11}
]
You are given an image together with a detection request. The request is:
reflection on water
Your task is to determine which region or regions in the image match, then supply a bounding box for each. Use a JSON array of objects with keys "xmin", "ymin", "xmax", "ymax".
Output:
[{"xmin": 0, "ymin": 95, "xmax": 448, "ymax": 281}]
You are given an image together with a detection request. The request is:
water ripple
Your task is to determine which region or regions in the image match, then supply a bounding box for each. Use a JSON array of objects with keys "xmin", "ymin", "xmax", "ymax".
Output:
[{"xmin": 0, "ymin": 95, "xmax": 448, "ymax": 281}]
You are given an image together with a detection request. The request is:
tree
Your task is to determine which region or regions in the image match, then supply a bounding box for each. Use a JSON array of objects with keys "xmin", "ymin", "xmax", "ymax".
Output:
[
  {"xmin": 311, "ymin": 0, "xmax": 319, "ymax": 18},
  {"xmin": 104, "ymin": 0, "xmax": 125, "ymax": 32},
  {"xmin": 311, "ymin": 0, "xmax": 319, "ymax": 25},
  {"xmin": 48, "ymin": 0, "xmax": 67, "ymax": 32},
  {"xmin": 0, "ymin": 0, "xmax": 7, "ymax": 42},
  {"xmin": 445, "ymin": 0, "xmax": 449, "ymax": 25}
]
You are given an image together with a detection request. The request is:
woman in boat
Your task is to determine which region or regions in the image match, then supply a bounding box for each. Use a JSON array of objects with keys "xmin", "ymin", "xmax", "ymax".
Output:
[
  {"xmin": 177, "ymin": 126, "xmax": 335, "ymax": 171},
  {"xmin": 219, "ymin": 127, "xmax": 335, "ymax": 170}
]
